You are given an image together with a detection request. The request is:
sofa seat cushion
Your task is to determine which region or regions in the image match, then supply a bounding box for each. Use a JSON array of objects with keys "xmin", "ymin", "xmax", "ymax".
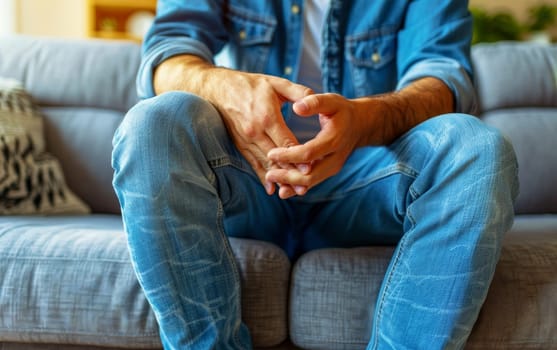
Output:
[
  {"xmin": 0, "ymin": 215, "xmax": 290, "ymax": 348},
  {"xmin": 289, "ymin": 215, "xmax": 557, "ymax": 350},
  {"xmin": 467, "ymin": 215, "xmax": 557, "ymax": 349},
  {"xmin": 289, "ymin": 246, "xmax": 394, "ymax": 350}
]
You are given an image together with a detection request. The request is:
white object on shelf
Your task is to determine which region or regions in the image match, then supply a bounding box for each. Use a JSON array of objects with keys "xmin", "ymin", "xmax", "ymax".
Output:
[{"xmin": 126, "ymin": 11, "xmax": 155, "ymax": 39}]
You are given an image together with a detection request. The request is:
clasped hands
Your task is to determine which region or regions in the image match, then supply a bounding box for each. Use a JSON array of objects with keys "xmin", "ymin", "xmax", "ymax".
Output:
[
  {"xmin": 217, "ymin": 72, "xmax": 372, "ymax": 200},
  {"xmin": 265, "ymin": 94, "xmax": 359, "ymax": 199},
  {"xmin": 156, "ymin": 56, "xmax": 448, "ymax": 197}
]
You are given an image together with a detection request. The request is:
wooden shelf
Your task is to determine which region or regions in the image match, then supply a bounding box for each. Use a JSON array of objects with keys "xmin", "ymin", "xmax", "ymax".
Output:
[
  {"xmin": 91, "ymin": 0, "xmax": 156, "ymax": 7},
  {"xmin": 87, "ymin": 0, "xmax": 156, "ymax": 42}
]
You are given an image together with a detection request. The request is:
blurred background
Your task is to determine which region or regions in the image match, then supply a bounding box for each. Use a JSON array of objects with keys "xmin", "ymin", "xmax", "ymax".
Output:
[{"xmin": 1, "ymin": 0, "xmax": 556, "ymax": 44}]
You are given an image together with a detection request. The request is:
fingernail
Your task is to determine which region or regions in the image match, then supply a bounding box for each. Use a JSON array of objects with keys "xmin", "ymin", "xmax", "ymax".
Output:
[
  {"xmin": 294, "ymin": 100, "xmax": 309, "ymax": 113},
  {"xmin": 297, "ymin": 163, "xmax": 310, "ymax": 174},
  {"xmin": 294, "ymin": 185, "xmax": 306, "ymax": 195},
  {"xmin": 265, "ymin": 182, "xmax": 274, "ymax": 194}
]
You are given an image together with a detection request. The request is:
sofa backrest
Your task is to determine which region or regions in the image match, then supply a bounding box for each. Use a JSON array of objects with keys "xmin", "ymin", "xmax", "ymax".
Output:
[
  {"xmin": 472, "ymin": 42, "xmax": 557, "ymax": 214},
  {"xmin": 472, "ymin": 42, "xmax": 557, "ymax": 113},
  {"xmin": 0, "ymin": 35, "xmax": 141, "ymax": 213},
  {"xmin": 1, "ymin": 36, "xmax": 556, "ymax": 215},
  {"xmin": 0, "ymin": 35, "xmax": 141, "ymax": 111}
]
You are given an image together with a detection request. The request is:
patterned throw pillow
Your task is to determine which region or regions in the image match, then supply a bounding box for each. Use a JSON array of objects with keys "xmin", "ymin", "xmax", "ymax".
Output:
[{"xmin": 0, "ymin": 78, "xmax": 90, "ymax": 215}]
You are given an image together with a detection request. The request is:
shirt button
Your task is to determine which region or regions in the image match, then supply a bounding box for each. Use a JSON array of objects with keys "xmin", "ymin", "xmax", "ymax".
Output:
[
  {"xmin": 291, "ymin": 4, "xmax": 300, "ymax": 15},
  {"xmin": 284, "ymin": 66, "xmax": 293, "ymax": 75},
  {"xmin": 371, "ymin": 52, "xmax": 381, "ymax": 63},
  {"xmin": 238, "ymin": 30, "xmax": 247, "ymax": 40}
]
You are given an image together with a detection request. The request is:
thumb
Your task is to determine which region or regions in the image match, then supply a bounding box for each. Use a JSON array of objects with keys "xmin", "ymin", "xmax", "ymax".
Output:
[{"xmin": 293, "ymin": 93, "xmax": 339, "ymax": 116}]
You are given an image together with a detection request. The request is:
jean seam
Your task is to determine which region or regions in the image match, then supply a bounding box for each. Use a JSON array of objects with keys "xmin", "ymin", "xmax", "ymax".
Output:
[
  {"xmin": 371, "ymin": 133, "xmax": 436, "ymax": 349},
  {"xmin": 216, "ymin": 191, "xmax": 249, "ymax": 349},
  {"xmin": 371, "ymin": 234, "xmax": 405, "ymax": 350}
]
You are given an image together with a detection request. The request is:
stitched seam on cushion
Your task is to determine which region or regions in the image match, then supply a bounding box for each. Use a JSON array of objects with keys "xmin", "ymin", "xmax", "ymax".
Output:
[
  {"xmin": 0, "ymin": 255, "xmax": 131, "ymax": 263},
  {"xmin": 0, "ymin": 328, "xmax": 159, "ymax": 338}
]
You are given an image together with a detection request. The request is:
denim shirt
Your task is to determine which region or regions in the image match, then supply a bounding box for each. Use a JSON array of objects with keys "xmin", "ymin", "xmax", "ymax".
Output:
[{"xmin": 138, "ymin": 0, "xmax": 477, "ymax": 114}]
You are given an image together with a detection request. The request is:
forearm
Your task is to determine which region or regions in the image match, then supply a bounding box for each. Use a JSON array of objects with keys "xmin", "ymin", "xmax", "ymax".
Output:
[
  {"xmin": 153, "ymin": 54, "xmax": 224, "ymax": 102},
  {"xmin": 356, "ymin": 77, "xmax": 455, "ymax": 146}
]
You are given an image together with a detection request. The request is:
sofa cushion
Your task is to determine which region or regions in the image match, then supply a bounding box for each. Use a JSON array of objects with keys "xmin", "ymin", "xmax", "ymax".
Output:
[
  {"xmin": 482, "ymin": 109, "xmax": 557, "ymax": 214},
  {"xmin": 0, "ymin": 78, "xmax": 90, "ymax": 215},
  {"xmin": 472, "ymin": 42, "xmax": 557, "ymax": 113},
  {"xmin": 289, "ymin": 216, "xmax": 557, "ymax": 350},
  {"xmin": 289, "ymin": 246, "xmax": 394, "ymax": 350},
  {"xmin": 234, "ymin": 238, "xmax": 291, "ymax": 347},
  {"xmin": 466, "ymin": 215, "xmax": 557, "ymax": 350},
  {"xmin": 0, "ymin": 215, "xmax": 290, "ymax": 348},
  {"xmin": 0, "ymin": 215, "xmax": 158, "ymax": 348}
]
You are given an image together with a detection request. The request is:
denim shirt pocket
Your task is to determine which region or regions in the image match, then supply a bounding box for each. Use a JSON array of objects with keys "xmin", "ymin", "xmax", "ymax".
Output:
[
  {"xmin": 225, "ymin": 5, "xmax": 276, "ymax": 73},
  {"xmin": 346, "ymin": 27, "xmax": 398, "ymax": 96}
]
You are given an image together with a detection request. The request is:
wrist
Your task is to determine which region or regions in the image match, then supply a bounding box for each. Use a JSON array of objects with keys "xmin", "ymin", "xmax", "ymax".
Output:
[
  {"xmin": 353, "ymin": 96, "xmax": 395, "ymax": 146},
  {"xmin": 153, "ymin": 54, "xmax": 221, "ymax": 97}
]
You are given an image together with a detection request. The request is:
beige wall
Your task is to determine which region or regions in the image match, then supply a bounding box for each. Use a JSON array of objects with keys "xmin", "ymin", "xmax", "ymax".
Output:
[
  {"xmin": 7, "ymin": 0, "xmax": 557, "ymax": 39},
  {"xmin": 15, "ymin": 0, "xmax": 88, "ymax": 38}
]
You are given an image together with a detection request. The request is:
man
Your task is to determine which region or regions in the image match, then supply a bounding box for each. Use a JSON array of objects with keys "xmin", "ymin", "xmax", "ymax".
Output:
[{"xmin": 112, "ymin": 1, "xmax": 519, "ymax": 349}]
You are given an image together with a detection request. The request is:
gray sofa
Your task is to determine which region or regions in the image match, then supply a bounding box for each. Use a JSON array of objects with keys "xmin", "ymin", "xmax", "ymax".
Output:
[{"xmin": 0, "ymin": 35, "xmax": 555, "ymax": 350}]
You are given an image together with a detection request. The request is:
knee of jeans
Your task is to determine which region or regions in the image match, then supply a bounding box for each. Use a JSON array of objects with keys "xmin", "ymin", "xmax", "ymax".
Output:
[
  {"xmin": 426, "ymin": 114, "xmax": 510, "ymax": 154},
  {"xmin": 115, "ymin": 92, "xmax": 223, "ymax": 152},
  {"xmin": 429, "ymin": 113, "xmax": 519, "ymax": 190},
  {"xmin": 123, "ymin": 91, "xmax": 217, "ymax": 133}
]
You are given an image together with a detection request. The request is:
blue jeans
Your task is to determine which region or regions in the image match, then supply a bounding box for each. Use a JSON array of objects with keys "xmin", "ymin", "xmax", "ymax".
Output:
[{"xmin": 112, "ymin": 92, "xmax": 518, "ymax": 350}]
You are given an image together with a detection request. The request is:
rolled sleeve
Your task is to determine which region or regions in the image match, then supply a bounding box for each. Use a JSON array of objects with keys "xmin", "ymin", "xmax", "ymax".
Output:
[
  {"xmin": 396, "ymin": 58, "xmax": 477, "ymax": 114},
  {"xmin": 396, "ymin": 1, "xmax": 477, "ymax": 115},
  {"xmin": 137, "ymin": 37, "xmax": 214, "ymax": 99}
]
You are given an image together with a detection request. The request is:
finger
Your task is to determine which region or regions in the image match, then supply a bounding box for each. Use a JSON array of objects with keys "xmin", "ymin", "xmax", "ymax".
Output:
[
  {"xmin": 238, "ymin": 143, "xmax": 276, "ymax": 195},
  {"xmin": 267, "ymin": 168, "xmax": 311, "ymax": 199},
  {"xmin": 271, "ymin": 77, "xmax": 314, "ymax": 103},
  {"xmin": 266, "ymin": 168, "xmax": 309, "ymax": 189},
  {"xmin": 293, "ymin": 93, "xmax": 340, "ymax": 116},
  {"xmin": 265, "ymin": 115, "xmax": 300, "ymax": 149},
  {"xmin": 267, "ymin": 130, "xmax": 334, "ymax": 165},
  {"xmin": 278, "ymin": 184, "xmax": 297, "ymax": 199},
  {"xmin": 260, "ymin": 78, "xmax": 312, "ymax": 150},
  {"xmin": 266, "ymin": 152, "xmax": 344, "ymax": 191},
  {"xmin": 223, "ymin": 112, "xmax": 278, "ymax": 160}
]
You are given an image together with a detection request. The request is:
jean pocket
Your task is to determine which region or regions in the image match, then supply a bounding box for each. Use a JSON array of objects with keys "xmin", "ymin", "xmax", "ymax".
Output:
[
  {"xmin": 345, "ymin": 27, "xmax": 398, "ymax": 96},
  {"xmin": 225, "ymin": 4, "xmax": 276, "ymax": 72}
]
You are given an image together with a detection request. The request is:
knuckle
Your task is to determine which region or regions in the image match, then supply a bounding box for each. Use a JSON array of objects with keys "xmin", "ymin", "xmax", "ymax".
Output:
[
  {"xmin": 303, "ymin": 87, "xmax": 314, "ymax": 96},
  {"xmin": 282, "ymin": 139, "xmax": 297, "ymax": 148},
  {"xmin": 301, "ymin": 149, "xmax": 315, "ymax": 162},
  {"xmin": 259, "ymin": 113, "xmax": 274, "ymax": 129},
  {"xmin": 241, "ymin": 124, "xmax": 258, "ymax": 139}
]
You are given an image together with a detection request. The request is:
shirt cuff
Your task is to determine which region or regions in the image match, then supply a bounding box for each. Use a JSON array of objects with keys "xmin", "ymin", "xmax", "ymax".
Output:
[
  {"xmin": 137, "ymin": 37, "xmax": 214, "ymax": 99},
  {"xmin": 396, "ymin": 58, "xmax": 478, "ymax": 115}
]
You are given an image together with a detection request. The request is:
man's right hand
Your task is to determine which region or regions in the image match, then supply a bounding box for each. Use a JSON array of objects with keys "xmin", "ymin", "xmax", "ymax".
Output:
[{"xmin": 153, "ymin": 55, "xmax": 313, "ymax": 196}]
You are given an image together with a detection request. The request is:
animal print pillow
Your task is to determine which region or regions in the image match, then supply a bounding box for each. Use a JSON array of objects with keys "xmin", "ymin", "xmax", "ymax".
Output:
[{"xmin": 0, "ymin": 77, "xmax": 90, "ymax": 215}]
